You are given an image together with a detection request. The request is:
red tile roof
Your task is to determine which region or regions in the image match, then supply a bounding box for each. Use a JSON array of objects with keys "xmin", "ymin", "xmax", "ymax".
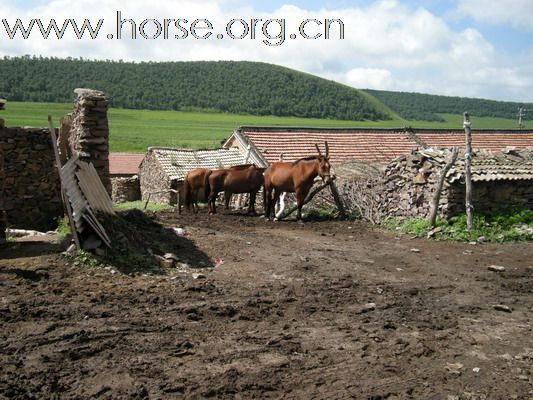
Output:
[
  {"xmin": 109, "ymin": 152, "xmax": 145, "ymax": 175},
  {"xmin": 238, "ymin": 127, "xmax": 533, "ymax": 165}
]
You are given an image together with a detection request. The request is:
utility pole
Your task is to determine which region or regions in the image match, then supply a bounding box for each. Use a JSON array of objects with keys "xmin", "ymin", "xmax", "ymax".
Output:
[
  {"xmin": 517, "ymin": 107, "xmax": 527, "ymax": 130},
  {"xmin": 464, "ymin": 112, "xmax": 474, "ymax": 231}
]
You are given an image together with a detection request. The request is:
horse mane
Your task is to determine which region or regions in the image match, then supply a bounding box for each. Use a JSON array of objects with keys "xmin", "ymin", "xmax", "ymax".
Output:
[{"xmin": 292, "ymin": 156, "xmax": 320, "ymax": 165}]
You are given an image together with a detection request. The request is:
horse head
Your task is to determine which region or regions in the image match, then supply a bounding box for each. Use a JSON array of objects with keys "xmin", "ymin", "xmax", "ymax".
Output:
[{"xmin": 314, "ymin": 141, "xmax": 332, "ymax": 184}]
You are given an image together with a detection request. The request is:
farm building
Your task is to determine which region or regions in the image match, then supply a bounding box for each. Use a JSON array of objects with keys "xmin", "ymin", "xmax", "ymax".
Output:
[
  {"xmin": 223, "ymin": 126, "xmax": 533, "ymax": 219},
  {"xmin": 223, "ymin": 126, "xmax": 533, "ymax": 166},
  {"xmin": 139, "ymin": 147, "xmax": 246, "ymax": 205},
  {"xmin": 381, "ymin": 148, "xmax": 533, "ymax": 219},
  {"xmin": 109, "ymin": 152, "xmax": 145, "ymax": 203}
]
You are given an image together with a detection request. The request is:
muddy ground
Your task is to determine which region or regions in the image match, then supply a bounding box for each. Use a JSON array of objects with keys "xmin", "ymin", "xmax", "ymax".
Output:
[{"xmin": 1, "ymin": 210, "xmax": 532, "ymax": 399}]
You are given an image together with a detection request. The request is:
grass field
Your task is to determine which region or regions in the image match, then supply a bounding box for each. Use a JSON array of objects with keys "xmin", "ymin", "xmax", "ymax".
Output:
[{"xmin": 0, "ymin": 102, "xmax": 525, "ymax": 152}]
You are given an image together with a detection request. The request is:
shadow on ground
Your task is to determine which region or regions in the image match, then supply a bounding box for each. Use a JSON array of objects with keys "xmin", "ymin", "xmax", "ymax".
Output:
[{"xmin": 97, "ymin": 209, "xmax": 213, "ymax": 274}]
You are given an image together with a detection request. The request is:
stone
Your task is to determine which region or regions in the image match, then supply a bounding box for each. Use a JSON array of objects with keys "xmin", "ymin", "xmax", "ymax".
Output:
[
  {"xmin": 445, "ymin": 362, "xmax": 463, "ymax": 376},
  {"xmin": 154, "ymin": 255, "xmax": 174, "ymax": 268},
  {"xmin": 356, "ymin": 303, "xmax": 376, "ymax": 314},
  {"xmin": 410, "ymin": 248, "xmax": 420, "ymax": 253},
  {"xmin": 164, "ymin": 253, "xmax": 179, "ymax": 261},
  {"xmin": 493, "ymin": 304, "xmax": 512, "ymax": 313},
  {"xmin": 488, "ymin": 265, "xmax": 505, "ymax": 272},
  {"xmin": 412, "ymin": 174, "xmax": 427, "ymax": 184}
]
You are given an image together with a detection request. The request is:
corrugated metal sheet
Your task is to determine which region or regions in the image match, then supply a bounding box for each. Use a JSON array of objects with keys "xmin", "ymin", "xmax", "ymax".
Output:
[
  {"xmin": 60, "ymin": 156, "xmax": 88, "ymax": 231},
  {"xmin": 149, "ymin": 148, "xmax": 246, "ymax": 180},
  {"xmin": 59, "ymin": 156, "xmax": 112, "ymax": 247},
  {"xmin": 76, "ymin": 161, "xmax": 115, "ymax": 215}
]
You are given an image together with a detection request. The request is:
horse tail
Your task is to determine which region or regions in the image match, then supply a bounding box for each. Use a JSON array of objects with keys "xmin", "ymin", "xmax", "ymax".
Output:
[
  {"xmin": 263, "ymin": 168, "xmax": 270, "ymax": 218},
  {"xmin": 183, "ymin": 174, "xmax": 192, "ymax": 210},
  {"xmin": 204, "ymin": 170, "xmax": 212, "ymax": 201}
]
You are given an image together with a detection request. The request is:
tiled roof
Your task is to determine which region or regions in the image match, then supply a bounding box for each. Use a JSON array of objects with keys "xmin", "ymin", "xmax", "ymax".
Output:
[
  {"xmin": 109, "ymin": 152, "xmax": 145, "ymax": 175},
  {"xmin": 236, "ymin": 127, "xmax": 533, "ymax": 165},
  {"xmin": 148, "ymin": 147, "xmax": 246, "ymax": 181},
  {"xmin": 418, "ymin": 148, "xmax": 533, "ymax": 182}
]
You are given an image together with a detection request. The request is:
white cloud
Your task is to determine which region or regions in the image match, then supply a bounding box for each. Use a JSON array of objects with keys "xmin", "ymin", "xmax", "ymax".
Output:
[
  {"xmin": 344, "ymin": 68, "xmax": 392, "ymax": 89},
  {"xmin": 456, "ymin": 0, "xmax": 533, "ymax": 31},
  {"xmin": 0, "ymin": 0, "xmax": 531, "ymax": 102}
]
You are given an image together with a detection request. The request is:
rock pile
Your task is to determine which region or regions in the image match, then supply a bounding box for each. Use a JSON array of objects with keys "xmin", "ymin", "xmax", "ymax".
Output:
[{"xmin": 380, "ymin": 151, "xmax": 446, "ymax": 219}]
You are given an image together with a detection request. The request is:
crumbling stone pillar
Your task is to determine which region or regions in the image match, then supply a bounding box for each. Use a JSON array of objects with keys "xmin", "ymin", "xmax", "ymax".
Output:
[{"xmin": 69, "ymin": 88, "xmax": 111, "ymax": 195}]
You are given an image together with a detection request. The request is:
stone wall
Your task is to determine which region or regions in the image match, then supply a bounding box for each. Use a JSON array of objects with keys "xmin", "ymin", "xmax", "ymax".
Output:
[
  {"xmin": 448, "ymin": 181, "xmax": 533, "ymax": 215},
  {"xmin": 111, "ymin": 176, "xmax": 141, "ymax": 203},
  {"xmin": 139, "ymin": 152, "xmax": 175, "ymax": 205},
  {"xmin": 0, "ymin": 120, "xmax": 63, "ymax": 230},
  {"xmin": 69, "ymin": 88, "xmax": 111, "ymax": 195},
  {"xmin": 380, "ymin": 150, "xmax": 533, "ymax": 220}
]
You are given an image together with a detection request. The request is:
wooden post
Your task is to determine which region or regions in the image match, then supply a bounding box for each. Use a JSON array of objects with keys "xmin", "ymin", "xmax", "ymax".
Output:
[
  {"xmin": 428, "ymin": 148, "xmax": 459, "ymax": 229},
  {"xmin": 329, "ymin": 180, "xmax": 346, "ymax": 218},
  {"xmin": 463, "ymin": 112, "xmax": 474, "ymax": 231},
  {"xmin": 48, "ymin": 115, "xmax": 81, "ymax": 249},
  {"xmin": 0, "ymin": 145, "xmax": 6, "ymax": 243}
]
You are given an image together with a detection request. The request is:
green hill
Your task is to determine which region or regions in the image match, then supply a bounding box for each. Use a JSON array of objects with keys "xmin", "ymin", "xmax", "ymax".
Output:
[
  {"xmin": 0, "ymin": 56, "xmax": 390, "ymax": 121},
  {"xmin": 365, "ymin": 89, "xmax": 533, "ymax": 122}
]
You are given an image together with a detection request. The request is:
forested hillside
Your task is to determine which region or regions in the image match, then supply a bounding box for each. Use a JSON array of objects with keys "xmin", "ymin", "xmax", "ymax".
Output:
[
  {"xmin": 365, "ymin": 89, "xmax": 532, "ymax": 122},
  {"xmin": 0, "ymin": 56, "xmax": 390, "ymax": 121}
]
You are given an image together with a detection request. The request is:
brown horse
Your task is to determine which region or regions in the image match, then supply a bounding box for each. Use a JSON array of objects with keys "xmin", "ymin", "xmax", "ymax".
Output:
[
  {"xmin": 264, "ymin": 142, "xmax": 332, "ymax": 222},
  {"xmin": 205, "ymin": 165, "xmax": 265, "ymax": 215},
  {"xmin": 183, "ymin": 168, "xmax": 211, "ymax": 213},
  {"xmin": 183, "ymin": 165, "xmax": 255, "ymax": 213}
]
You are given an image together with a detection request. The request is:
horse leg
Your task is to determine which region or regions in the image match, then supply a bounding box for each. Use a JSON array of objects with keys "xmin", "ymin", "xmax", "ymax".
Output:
[
  {"xmin": 264, "ymin": 187, "xmax": 272, "ymax": 219},
  {"xmin": 224, "ymin": 191, "xmax": 231, "ymax": 211},
  {"xmin": 295, "ymin": 188, "xmax": 304, "ymax": 223},
  {"xmin": 272, "ymin": 190, "xmax": 282, "ymax": 221},
  {"xmin": 248, "ymin": 191, "xmax": 257, "ymax": 215},
  {"xmin": 191, "ymin": 189, "xmax": 197, "ymax": 213},
  {"xmin": 275, "ymin": 192, "xmax": 286, "ymax": 219},
  {"xmin": 208, "ymin": 191, "xmax": 218, "ymax": 214}
]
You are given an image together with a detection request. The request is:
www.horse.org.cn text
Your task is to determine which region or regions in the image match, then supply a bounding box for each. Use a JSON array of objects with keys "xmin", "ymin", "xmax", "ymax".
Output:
[{"xmin": 1, "ymin": 11, "xmax": 345, "ymax": 47}]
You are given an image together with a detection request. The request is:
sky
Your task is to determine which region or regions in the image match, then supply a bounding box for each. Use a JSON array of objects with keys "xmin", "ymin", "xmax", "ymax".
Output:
[{"xmin": 1, "ymin": 0, "xmax": 532, "ymax": 102}]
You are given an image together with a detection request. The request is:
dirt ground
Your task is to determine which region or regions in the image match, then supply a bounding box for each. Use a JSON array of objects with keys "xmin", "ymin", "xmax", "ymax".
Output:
[{"xmin": 1, "ymin": 210, "xmax": 532, "ymax": 399}]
